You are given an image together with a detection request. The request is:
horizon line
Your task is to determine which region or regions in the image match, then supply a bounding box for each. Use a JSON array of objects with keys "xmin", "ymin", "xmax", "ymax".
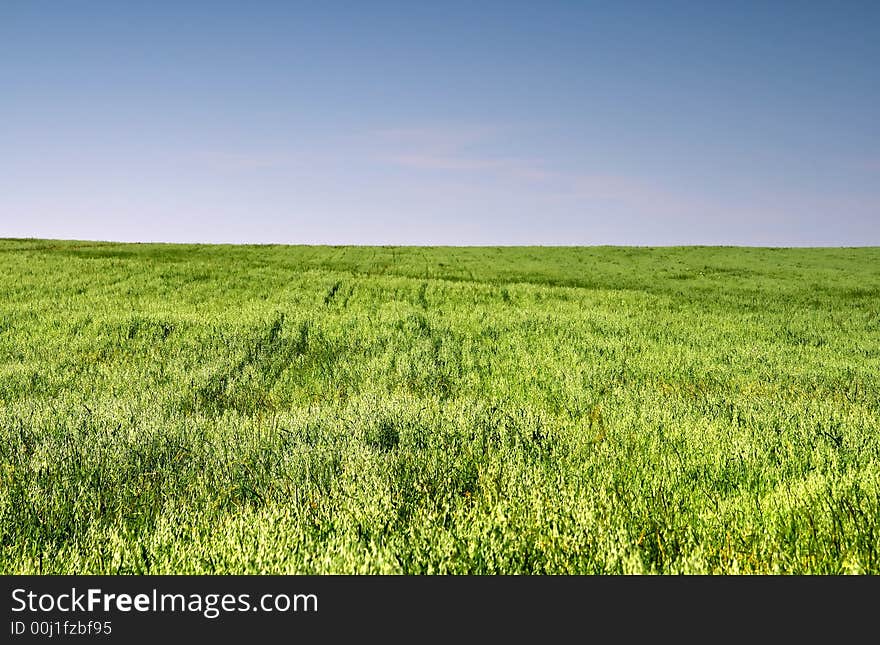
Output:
[{"xmin": 1, "ymin": 237, "xmax": 878, "ymax": 250}]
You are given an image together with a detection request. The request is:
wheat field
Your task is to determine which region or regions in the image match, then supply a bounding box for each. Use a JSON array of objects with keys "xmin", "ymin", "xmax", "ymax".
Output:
[{"xmin": 1, "ymin": 240, "xmax": 878, "ymax": 573}]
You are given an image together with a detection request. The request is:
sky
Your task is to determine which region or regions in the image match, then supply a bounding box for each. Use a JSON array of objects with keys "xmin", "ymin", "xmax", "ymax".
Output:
[{"xmin": 1, "ymin": 1, "xmax": 878, "ymax": 246}]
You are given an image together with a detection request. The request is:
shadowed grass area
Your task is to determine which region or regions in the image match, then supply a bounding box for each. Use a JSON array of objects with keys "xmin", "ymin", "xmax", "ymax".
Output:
[{"xmin": 1, "ymin": 240, "xmax": 878, "ymax": 573}]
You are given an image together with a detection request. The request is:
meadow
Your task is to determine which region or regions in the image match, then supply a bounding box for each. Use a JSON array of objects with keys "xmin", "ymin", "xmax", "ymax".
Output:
[{"xmin": 1, "ymin": 239, "xmax": 878, "ymax": 573}]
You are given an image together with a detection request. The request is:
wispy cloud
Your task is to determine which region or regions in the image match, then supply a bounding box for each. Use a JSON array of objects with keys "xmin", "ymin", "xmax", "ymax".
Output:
[
  {"xmin": 189, "ymin": 150, "xmax": 292, "ymax": 172},
  {"xmin": 366, "ymin": 124, "xmax": 554, "ymax": 182},
  {"xmin": 858, "ymin": 158, "xmax": 880, "ymax": 173},
  {"xmin": 361, "ymin": 124, "xmax": 747, "ymax": 231},
  {"xmin": 386, "ymin": 153, "xmax": 553, "ymax": 180},
  {"xmin": 369, "ymin": 125, "xmax": 502, "ymax": 154},
  {"xmin": 560, "ymin": 173, "xmax": 712, "ymax": 214}
]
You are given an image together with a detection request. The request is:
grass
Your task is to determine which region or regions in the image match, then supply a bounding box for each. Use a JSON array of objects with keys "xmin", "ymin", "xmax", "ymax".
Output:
[{"xmin": 1, "ymin": 239, "xmax": 878, "ymax": 573}]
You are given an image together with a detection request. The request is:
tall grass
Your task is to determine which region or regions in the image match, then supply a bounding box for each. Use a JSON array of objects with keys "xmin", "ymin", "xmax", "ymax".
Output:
[{"xmin": 1, "ymin": 240, "xmax": 878, "ymax": 573}]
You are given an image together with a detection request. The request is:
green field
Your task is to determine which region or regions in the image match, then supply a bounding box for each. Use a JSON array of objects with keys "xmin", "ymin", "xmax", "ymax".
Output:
[{"xmin": 1, "ymin": 239, "xmax": 878, "ymax": 574}]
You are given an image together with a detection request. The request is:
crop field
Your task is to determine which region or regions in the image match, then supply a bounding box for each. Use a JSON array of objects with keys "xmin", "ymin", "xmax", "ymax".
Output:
[{"xmin": 1, "ymin": 239, "xmax": 878, "ymax": 574}]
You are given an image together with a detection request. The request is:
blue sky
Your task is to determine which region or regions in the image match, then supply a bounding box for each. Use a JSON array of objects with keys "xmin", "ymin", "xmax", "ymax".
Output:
[{"xmin": 2, "ymin": 1, "xmax": 878, "ymax": 245}]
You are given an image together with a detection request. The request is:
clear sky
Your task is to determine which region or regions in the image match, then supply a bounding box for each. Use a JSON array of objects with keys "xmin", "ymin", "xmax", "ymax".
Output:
[{"xmin": 2, "ymin": 1, "xmax": 878, "ymax": 245}]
